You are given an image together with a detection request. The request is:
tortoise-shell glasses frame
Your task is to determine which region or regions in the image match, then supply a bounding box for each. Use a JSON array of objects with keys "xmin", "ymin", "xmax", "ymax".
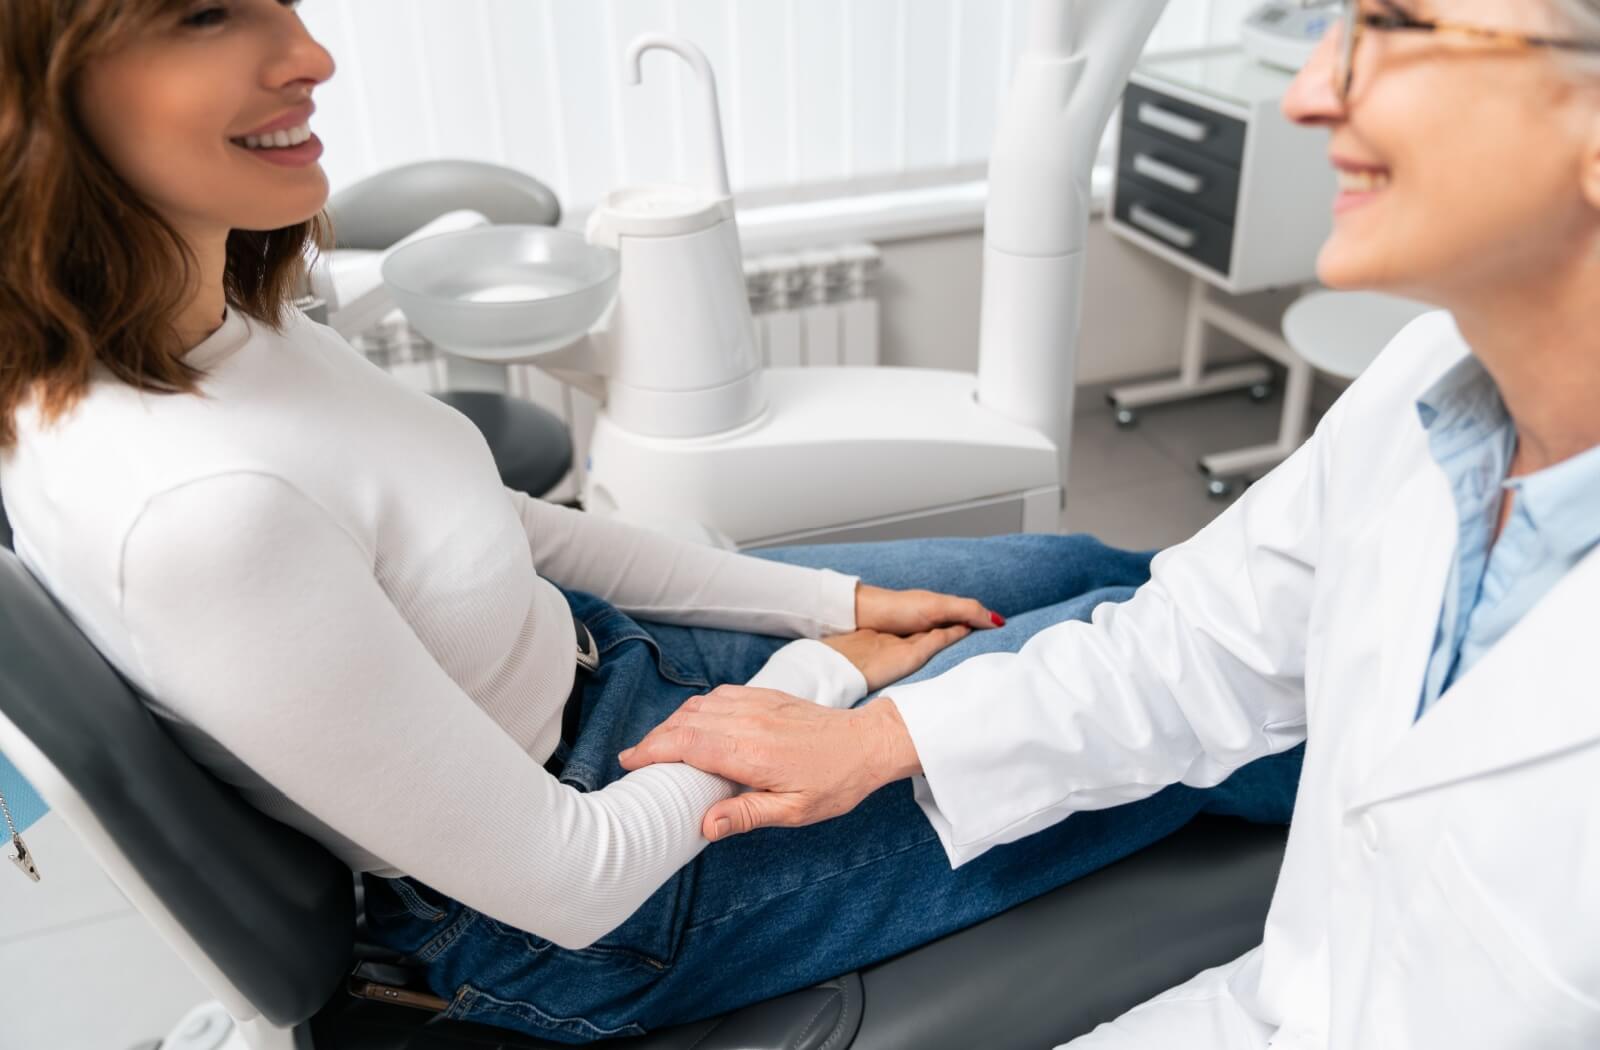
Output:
[{"xmin": 1335, "ymin": 0, "xmax": 1600, "ymax": 101}]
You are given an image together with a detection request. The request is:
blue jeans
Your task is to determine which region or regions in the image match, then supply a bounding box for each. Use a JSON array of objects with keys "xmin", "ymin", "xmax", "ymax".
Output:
[{"xmin": 363, "ymin": 534, "xmax": 1304, "ymax": 1043}]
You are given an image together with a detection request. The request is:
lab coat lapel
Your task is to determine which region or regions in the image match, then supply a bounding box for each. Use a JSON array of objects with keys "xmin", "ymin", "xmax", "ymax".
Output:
[
  {"xmin": 1362, "ymin": 466, "xmax": 1457, "ymax": 775},
  {"xmin": 1353, "ymin": 546, "xmax": 1600, "ymax": 810}
]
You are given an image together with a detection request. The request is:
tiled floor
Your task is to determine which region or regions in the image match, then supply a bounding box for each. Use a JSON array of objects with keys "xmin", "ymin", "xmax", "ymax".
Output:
[
  {"xmin": 0, "ymin": 382, "xmax": 1324, "ymax": 1050},
  {"xmin": 1063, "ymin": 382, "xmax": 1303, "ymax": 550}
]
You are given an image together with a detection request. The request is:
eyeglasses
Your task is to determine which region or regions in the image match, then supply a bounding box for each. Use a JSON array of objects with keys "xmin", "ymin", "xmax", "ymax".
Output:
[{"xmin": 1334, "ymin": 0, "xmax": 1600, "ymax": 102}]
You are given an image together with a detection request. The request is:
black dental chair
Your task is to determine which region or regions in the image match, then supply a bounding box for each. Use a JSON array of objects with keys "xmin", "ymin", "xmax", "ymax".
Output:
[{"xmin": 0, "ymin": 543, "xmax": 1288, "ymax": 1050}]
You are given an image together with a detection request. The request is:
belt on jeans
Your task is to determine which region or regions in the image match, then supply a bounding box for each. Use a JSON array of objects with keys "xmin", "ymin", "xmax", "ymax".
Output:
[{"xmin": 559, "ymin": 615, "xmax": 600, "ymax": 757}]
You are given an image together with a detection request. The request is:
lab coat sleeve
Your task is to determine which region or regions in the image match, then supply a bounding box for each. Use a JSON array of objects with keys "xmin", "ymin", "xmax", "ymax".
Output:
[
  {"xmin": 118, "ymin": 473, "xmax": 866, "ymax": 949},
  {"xmin": 506, "ymin": 489, "xmax": 857, "ymax": 639},
  {"xmin": 888, "ymin": 405, "xmax": 1339, "ymax": 867}
]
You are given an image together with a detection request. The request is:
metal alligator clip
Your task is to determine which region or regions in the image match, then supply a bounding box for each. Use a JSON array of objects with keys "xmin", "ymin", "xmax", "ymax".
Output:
[
  {"xmin": 8, "ymin": 833, "xmax": 39, "ymax": 883},
  {"xmin": 0, "ymin": 787, "xmax": 40, "ymax": 882}
]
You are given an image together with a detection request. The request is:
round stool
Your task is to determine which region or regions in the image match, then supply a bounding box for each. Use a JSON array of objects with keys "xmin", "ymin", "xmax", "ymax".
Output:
[
  {"xmin": 1283, "ymin": 290, "xmax": 1434, "ymax": 381},
  {"xmin": 435, "ymin": 391, "xmax": 574, "ymax": 498},
  {"xmin": 324, "ymin": 160, "xmax": 572, "ymax": 498}
]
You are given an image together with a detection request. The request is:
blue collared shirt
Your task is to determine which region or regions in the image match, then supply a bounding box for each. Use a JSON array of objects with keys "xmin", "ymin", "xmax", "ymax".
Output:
[{"xmin": 1416, "ymin": 355, "xmax": 1600, "ymax": 718}]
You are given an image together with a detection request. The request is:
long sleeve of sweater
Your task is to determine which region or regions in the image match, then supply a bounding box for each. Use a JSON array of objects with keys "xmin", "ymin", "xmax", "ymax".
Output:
[
  {"xmin": 506, "ymin": 489, "xmax": 858, "ymax": 638},
  {"xmin": 118, "ymin": 471, "xmax": 865, "ymax": 950}
]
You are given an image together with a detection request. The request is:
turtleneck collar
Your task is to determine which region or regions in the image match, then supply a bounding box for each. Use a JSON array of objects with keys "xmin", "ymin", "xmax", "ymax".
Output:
[{"xmin": 181, "ymin": 307, "xmax": 251, "ymax": 369}]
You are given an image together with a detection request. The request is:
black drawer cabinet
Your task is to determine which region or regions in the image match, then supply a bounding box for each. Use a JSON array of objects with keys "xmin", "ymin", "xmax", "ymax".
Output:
[
  {"xmin": 1114, "ymin": 81, "xmax": 1249, "ymax": 281},
  {"xmin": 1122, "ymin": 83, "xmax": 1247, "ymax": 171},
  {"xmin": 1111, "ymin": 51, "xmax": 1334, "ymax": 293},
  {"xmin": 1112, "ymin": 181, "xmax": 1235, "ymax": 278},
  {"xmin": 1117, "ymin": 126, "xmax": 1242, "ymax": 226}
]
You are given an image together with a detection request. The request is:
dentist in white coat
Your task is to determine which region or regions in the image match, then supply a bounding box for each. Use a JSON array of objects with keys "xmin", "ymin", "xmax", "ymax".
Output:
[{"xmin": 619, "ymin": 1, "xmax": 1600, "ymax": 1045}]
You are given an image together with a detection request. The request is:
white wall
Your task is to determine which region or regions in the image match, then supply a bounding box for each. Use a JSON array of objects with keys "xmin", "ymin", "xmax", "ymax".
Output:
[
  {"xmin": 874, "ymin": 219, "xmax": 1192, "ymax": 386},
  {"xmin": 299, "ymin": 0, "xmax": 1263, "ymax": 387},
  {"xmin": 298, "ymin": 0, "xmax": 1259, "ymax": 213}
]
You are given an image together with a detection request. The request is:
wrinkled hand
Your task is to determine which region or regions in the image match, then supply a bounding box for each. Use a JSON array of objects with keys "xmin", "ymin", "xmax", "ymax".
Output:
[
  {"xmin": 618, "ymin": 687, "xmax": 922, "ymax": 841},
  {"xmin": 854, "ymin": 583, "xmax": 1002, "ymax": 637},
  {"xmin": 822, "ymin": 625, "xmax": 971, "ymax": 692}
]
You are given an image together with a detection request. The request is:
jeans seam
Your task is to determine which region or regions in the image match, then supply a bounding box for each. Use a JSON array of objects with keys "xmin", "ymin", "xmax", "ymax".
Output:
[
  {"xmin": 484, "ymin": 916, "xmax": 673, "ymax": 972},
  {"xmin": 591, "ymin": 627, "xmax": 709, "ymax": 691},
  {"xmin": 437, "ymin": 984, "xmax": 476, "ymax": 1023},
  {"xmin": 389, "ymin": 879, "xmax": 447, "ymax": 923},
  {"xmin": 682, "ymin": 831, "xmax": 939, "ymax": 936},
  {"xmin": 415, "ymin": 907, "xmax": 479, "ymax": 963},
  {"xmin": 448, "ymin": 981, "xmax": 649, "ymax": 1040},
  {"xmin": 641, "ymin": 633, "xmax": 709, "ymax": 689}
]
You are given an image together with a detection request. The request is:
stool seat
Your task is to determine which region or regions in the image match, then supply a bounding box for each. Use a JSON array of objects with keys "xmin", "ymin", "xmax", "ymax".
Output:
[
  {"xmin": 322, "ymin": 159, "xmax": 574, "ymax": 501},
  {"xmin": 435, "ymin": 391, "xmax": 573, "ymax": 498},
  {"xmin": 1283, "ymin": 291, "xmax": 1432, "ymax": 381}
]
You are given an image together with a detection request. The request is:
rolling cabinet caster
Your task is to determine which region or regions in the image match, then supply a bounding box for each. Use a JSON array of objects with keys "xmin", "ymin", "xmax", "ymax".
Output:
[
  {"xmin": 1113, "ymin": 406, "xmax": 1139, "ymax": 429},
  {"xmin": 1247, "ymin": 383, "xmax": 1274, "ymax": 403}
]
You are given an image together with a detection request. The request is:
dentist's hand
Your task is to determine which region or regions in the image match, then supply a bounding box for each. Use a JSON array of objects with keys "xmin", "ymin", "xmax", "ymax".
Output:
[
  {"xmin": 618, "ymin": 688, "xmax": 923, "ymax": 841},
  {"xmin": 822, "ymin": 625, "xmax": 971, "ymax": 692},
  {"xmin": 854, "ymin": 583, "xmax": 1004, "ymax": 636}
]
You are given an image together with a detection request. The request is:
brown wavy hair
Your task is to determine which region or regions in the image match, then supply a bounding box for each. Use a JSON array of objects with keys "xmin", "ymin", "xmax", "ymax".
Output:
[{"xmin": 0, "ymin": 0, "xmax": 331, "ymax": 449}]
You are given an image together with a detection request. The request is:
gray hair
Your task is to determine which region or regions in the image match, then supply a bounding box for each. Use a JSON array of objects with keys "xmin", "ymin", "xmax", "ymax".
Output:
[
  {"xmin": 1551, "ymin": 0, "xmax": 1600, "ymax": 37},
  {"xmin": 1548, "ymin": 0, "xmax": 1600, "ymax": 75}
]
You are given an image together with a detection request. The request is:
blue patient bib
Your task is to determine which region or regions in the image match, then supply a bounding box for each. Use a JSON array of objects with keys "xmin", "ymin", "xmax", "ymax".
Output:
[{"xmin": 0, "ymin": 751, "xmax": 47, "ymax": 833}]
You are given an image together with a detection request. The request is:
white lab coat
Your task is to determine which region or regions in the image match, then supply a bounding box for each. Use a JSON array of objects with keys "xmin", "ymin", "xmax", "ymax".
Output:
[{"xmin": 888, "ymin": 311, "xmax": 1600, "ymax": 1049}]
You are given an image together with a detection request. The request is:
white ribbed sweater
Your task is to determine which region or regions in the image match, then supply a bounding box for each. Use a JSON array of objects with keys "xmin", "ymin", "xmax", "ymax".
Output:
[{"xmin": 0, "ymin": 308, "xmax": 864, "ymax": 949}]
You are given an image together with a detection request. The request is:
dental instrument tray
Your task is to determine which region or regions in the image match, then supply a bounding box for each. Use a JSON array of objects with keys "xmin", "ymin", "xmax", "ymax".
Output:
[{"xmin": 380, "ymin": 225, "xmax": 619, "ymax": 361}]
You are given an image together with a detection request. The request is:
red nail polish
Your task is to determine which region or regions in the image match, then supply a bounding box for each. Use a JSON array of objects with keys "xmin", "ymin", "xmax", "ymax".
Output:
[{"xmin": 991, "ymin": 612, "xmax": 1006, "ymax": 627}]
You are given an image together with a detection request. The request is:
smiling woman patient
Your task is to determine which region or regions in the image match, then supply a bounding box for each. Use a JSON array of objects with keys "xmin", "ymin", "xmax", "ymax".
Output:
[{"xmin": 0, "ymin": 0, "xmax": 1305, "ymax": 1044}]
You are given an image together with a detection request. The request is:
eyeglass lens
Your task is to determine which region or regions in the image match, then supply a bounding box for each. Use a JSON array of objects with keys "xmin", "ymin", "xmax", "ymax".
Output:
[{"xmin": 1336, "ymin": 0, "xmax": 1360, "ymax": 100}]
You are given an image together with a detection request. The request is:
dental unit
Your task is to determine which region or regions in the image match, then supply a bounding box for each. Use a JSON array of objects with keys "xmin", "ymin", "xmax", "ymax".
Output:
[{"xmin": 379, "ymin": 0, "xmax": 1171, "ymax": 550}]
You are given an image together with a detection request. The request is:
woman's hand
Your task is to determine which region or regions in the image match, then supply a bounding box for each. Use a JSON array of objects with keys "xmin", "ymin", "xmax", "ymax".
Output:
[
  {"xmin": 618, "ymin": 688, "xmax": 922, "ymax": 841},
  {"xmin": 854, "ymin": 583, "xmax": 1003, "ymax": 636},
  {"xmin": 822, "ymin": 625, "xmax": 971, "ymax": 692}
]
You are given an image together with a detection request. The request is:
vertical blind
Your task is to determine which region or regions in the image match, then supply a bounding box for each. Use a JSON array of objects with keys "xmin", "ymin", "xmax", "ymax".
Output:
[{"xmin": 298, "ymin": 0, "xmax": 1257, "ymax": 214}]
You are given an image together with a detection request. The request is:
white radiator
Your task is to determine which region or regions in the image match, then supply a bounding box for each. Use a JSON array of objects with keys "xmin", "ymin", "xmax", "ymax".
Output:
[
  {"xmin": 744, "ymin": 243, "xmax": 882, "ymax": 369},
  {"xmin": 355, "ymin": 242, "xmax": 882, "ymax": 501}
]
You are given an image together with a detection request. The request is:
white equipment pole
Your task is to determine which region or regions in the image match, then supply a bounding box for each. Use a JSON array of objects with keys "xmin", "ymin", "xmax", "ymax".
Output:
[{"xmin": 976, "ymin": 0, "xmax": 1170, "ymax": 495}]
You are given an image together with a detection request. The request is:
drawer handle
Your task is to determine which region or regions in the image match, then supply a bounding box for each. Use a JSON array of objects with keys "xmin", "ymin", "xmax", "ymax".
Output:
[
  {"xmin": 1129, "ymin": 204, "xmax": 1197, "ymax": 250},
  {"xmin": 1137, "ymin": 102, "xmax": 1209, "ymax": 143},
  {"xmin": 1132, "ymin": 153, "xmax": 1203, "ymax": 195}
]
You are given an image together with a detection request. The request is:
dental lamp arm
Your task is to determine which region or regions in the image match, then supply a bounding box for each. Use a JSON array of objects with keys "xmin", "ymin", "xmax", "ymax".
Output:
[
  {"xmin": 976, "ymin": 0, "xmax": 1169, "ymax": 482},
  {"xmin": 984, "ymin": 0, "xmax": 1168, "ymax": 258},
  {"xmin": 507, "ymin": 488, "xmax": 858, "ymax": 638}
]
